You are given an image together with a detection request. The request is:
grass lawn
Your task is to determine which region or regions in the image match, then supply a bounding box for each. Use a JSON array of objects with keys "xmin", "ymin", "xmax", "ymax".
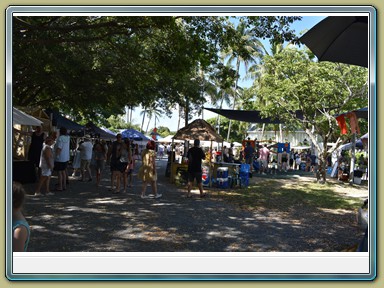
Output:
[{"xmin": 210, "ymin": 177, "xmax": 367, "ymax": 213}]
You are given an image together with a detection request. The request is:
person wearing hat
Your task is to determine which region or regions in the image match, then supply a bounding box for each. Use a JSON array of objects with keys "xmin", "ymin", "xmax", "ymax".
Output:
[{"xmin": 186, "ymin": 139, "xmax": 206, "ymax": 198}]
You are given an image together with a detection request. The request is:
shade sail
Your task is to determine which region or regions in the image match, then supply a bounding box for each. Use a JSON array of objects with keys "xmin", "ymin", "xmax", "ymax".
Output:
[
  {"xmin": 339, "ymin": 139, "xmax": 364, "ymax": 151},
  {"xmin": 336, "ymin": 107, "xmax": 368, "ymax": 119},
  {"xmin": 204, "ymin": 107, "xmax": 303, "ymax": 124},
  {"xmin": 173, "ymin": 119, "xmax": 223, "ymax": 142},
  {"xmin": 13, "ymin": 107, "xmax": 43, "ymax": 126},
  {"xmin": 300, "ymin": 16, "xmax": 368, "ymax": 68}
]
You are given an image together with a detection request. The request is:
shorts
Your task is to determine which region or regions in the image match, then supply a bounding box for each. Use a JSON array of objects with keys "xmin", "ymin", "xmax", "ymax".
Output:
[
  {"xmin": 245, "ymin": 158, "xmax": 253, "ymax": 165},
  {"xmin": 80, "ymin": 159, "xmax": 91, "ymax": 171},
  {"xmin": 117, "ymin": 162, "xmax": 128, "ymax": 173},
  {"xmin": 54, "ymin": 161, "xmax": 68, "ymax": 171},
  {"xmin": 188, "ymin": 171, "xmax": 202, "ymax": 184},
  {"xmin": 261, "ymin": 159, "xmax": 268, "ymax": 168},
  {"xmin": 41, "ymin": 168, "xmax": 52, "ymax": 177},
  {"xmin": 110, "ymin": 160, "xmax": 119, "ymax": 172},
  {"xmin": 95, "ymin": 160, "xmax": 105, "ymax": 171}
]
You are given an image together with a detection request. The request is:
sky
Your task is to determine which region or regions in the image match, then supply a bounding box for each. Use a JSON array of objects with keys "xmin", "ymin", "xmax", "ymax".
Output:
[{"xmin": 129, "ymin": 16, "xmax": 326, "ymax": 133}]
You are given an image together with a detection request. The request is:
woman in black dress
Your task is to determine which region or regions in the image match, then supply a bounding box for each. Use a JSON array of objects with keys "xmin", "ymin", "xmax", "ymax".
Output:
[{"xmin": 28, "ymin": 126, "xmax": 45, "ymax": 169}]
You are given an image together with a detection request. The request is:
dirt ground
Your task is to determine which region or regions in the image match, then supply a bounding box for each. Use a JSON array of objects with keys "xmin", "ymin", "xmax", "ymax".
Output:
[{"xmin": 20, "ymin": 158, "xmax": 369, "ymax": 252}]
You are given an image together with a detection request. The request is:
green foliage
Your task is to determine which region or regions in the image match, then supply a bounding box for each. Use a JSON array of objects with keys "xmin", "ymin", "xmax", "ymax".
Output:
[
  {"xmin": 157, "ymin": 126, "xmax": 172, "ymax": 137},
  {"xmin": 206, "ymin": 116, "xmax": 247, "ymax": 142},
  {"xmin": 105, "ymin": 115, "xmax": 140, "ymax": 132},
  {"xmin": 254, "ymin": 46, "xmax": 368, "ymax": 181},
  {"xmin": 13, "ymin": 16, "xmax": 303, "ymax": 124}
]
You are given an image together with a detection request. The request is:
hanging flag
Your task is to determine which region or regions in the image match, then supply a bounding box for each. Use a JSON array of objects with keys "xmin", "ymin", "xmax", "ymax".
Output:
[
  {"xmin": 346, "ymin": 112, "xmax": 361, "ymax": 134},
  {"xmin": 336, "ymin": 115, "xmax": 348, "ymax": 135}
]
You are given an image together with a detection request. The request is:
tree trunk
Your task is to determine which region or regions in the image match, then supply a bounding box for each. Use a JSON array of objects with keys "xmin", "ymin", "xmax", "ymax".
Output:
[
  {"xmin": 216, "ymin": 95, "xmax": 225, "ymax": 134},
  {"xmin": 177, "ymin": 105, "xmax": 181, "ymax": 131},
  {"xmin": 129, "ymin": 107, "xmax": 133, "ymax": 123},
  {"xmin": 316, "ymin": 152, "xmax": 327, "ymax": 183},
  {"xmin": 184, "ymin": 97, "xmax": 189, "ymax": 128},
  {"xmin": 349, "ymin": 133, "xmax": 356, "ymax": 182},
  {"xmin": 140, "ymin": 111, "xmax": 146, "ymax": 132},
  {"xmin": 227, "ymin": 59, "xmax": 240, "ymax": 142},
  {"xmin": 145, "ymin": 115, "xmax": 152, "ymax": 134}
]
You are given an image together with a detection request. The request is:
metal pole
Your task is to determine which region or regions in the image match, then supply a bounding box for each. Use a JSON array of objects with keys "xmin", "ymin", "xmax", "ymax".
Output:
[{"xmin": 350, "ymin": 133, "xmax": 356, "ymax": 183}]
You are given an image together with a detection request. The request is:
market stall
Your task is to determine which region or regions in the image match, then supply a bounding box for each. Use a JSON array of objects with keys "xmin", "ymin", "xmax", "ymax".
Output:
[
  {"xmin": 171, "ymin": 119, "xmax": 223, "ymax": 186},
  {"xmin": 12, "ymin": 107, "xmax": 44, "ymax": 183}
]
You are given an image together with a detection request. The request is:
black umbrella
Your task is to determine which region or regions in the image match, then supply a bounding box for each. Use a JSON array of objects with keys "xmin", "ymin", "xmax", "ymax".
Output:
[{"xmin": 300, "ymin": 16, "xmax": 368, "ymax": 67}]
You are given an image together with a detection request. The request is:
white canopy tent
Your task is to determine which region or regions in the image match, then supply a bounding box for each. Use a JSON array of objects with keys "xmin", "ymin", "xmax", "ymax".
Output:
[
  {"xmin": 13, "ymin": 107, "xmax": 43, "ymax": 126},
  {"xmin": 157, "ymin": 135, "xmax": 183, "ymax": 143}
]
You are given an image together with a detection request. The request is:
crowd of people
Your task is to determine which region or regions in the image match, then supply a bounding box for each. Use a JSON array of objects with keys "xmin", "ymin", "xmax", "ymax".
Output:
[
  {"xmin": 207, "ymin": 139, "xmax": 319, "ymax": 175},
  {"xmin": 20, "ymin": 125, "xmax": 323, "ymax": 199},
  {"xmin": 15, "ymin": 126, "xmax": 146, "ymax": 197},
  {"xmin": 14, "ymin": 128, "xmax": 359, "ymax": 254},
  {"xmin": 12, "ymin": 129, "xmax": 159, "ymax": 252}
]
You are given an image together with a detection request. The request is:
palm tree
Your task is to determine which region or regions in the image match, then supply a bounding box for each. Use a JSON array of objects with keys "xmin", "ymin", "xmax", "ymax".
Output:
[
  {"xmin": 203, "ymin": 74, "xmax": 232, "ymax": 134},
  {"xmin": 223, "ymin": 20, "xmax": 266, "ymax": 141},
  {"xmin": 249, "ymin": 41, "xmax": 286, "ymax": 140},
  {"xmin": 145, "ymin": 105, "xmax": 162, "ymax": 134},
  {"xmin": 140, "ymin": 106, "xmax": 151, "ymax": 132}
]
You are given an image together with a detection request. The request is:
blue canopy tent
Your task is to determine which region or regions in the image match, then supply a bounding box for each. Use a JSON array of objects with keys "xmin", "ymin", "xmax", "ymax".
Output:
[
  {"xmin": 121, "ymin": 128, "xmax": 150, "ymax": 141},
  {"xmin": 101, "ymin": 127, "xmax": 116, "ymax": 136},
  {"xmin": 45, "ymin": 108, "xmax": 84, "ymax": 136},
  {"xmin": 85, "ymin": 122, "xmax": 116, "ymax": 140}
]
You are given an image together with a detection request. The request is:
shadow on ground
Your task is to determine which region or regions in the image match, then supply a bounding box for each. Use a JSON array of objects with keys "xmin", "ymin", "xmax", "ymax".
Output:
[{"xmin": 21, "ymin": 158, "xmax": 366, "ymax": 252}]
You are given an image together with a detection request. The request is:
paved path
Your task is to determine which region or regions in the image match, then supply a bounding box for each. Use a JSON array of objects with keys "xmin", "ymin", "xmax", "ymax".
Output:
[{"xmin": 21, "ymin": 158, "xmax": 363, "ymax": 252}]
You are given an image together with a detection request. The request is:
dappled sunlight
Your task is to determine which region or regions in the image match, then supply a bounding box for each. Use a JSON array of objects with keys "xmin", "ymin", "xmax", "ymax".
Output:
[
  {"xmin": 30, "ymin": 225, "xmax": 48, "ymax": 231},
  {"xmin": 151, "ymin": 202, "xmax": 180, "ymax": 207},
  {"xmin": 319, "ymin": 208, "xmax": 355, "ymax": 215},
  {"xmin": 21, "ymin": 157, "xmax": 366, "ymax": 252},
  {"xmin": 206, "ymin": 227, "xmax": 242, "ymax": 240},
  {"xmin": 35, "ymin": 214, "xmax": 55, "ymax": 220},
  {"xmin": 65, "ymin": 206, "xmax": 108, "ymax": 214},
  {"xmin": 57, "ymin": 224, "xmax": 85, "ymax": 232},
  {"xmin": 89, "ymin": 197, "xmax": 127, "ymax": 205}
]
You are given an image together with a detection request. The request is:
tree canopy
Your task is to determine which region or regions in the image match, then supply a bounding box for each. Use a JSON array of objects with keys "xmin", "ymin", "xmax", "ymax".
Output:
[
  {"xmin": 13, "ymin": 16, "xmax": 301, "ymax": 125},
  {"xmin": 254, "ymin": 45, "xmax": 368, "ymax": 181}
]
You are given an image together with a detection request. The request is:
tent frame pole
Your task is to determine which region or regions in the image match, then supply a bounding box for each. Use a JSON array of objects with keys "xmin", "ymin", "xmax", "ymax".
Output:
[{"xmin": 170, "ymin": 139, "xmax": 174, "ymax": 183}]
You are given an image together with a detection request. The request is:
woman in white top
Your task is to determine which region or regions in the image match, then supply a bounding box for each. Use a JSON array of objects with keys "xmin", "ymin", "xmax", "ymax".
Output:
[{"xmin": 35, "ymin": 137, "xmax": 55, "ymax": 196}]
